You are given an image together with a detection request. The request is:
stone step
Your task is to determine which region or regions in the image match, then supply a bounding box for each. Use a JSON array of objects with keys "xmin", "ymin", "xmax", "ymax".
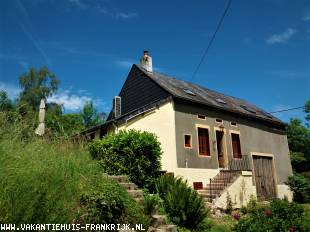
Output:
[
  {"xmin": 149, "ymin": 225, "xmax": 177, "ymax": 232},
  {"xmin": 127, "ymin": 189, "xmax": 143, "ymax": 198},
  {"xmin": 151, "ymin": 215, "xmax": 167, "ymax": 227},
  {"xmin": 109, "ymin": 175, "xmax": 128, "ymax": 183},
  {"xmin": 119, "ymin": 182, "xmax": 138, "ymax": 190}
]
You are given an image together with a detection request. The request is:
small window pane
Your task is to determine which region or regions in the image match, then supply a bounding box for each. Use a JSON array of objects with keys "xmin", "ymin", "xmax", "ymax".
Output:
[
  {"xmin": 198, "ymin": 114, "xmax": 206, "ymax": 120},
  {"xmin": 184, "ymin": 135, "xmax": 191, "ymax": 148}
]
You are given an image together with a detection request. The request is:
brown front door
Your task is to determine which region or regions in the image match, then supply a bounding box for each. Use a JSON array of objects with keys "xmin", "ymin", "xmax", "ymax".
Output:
[
  {"xmin": 253, "ymin": 156, "xmax": 277, "ymax": 200},
  {"xmin": 216, "ymin": 131, "xmax": 225, "ymax": 168}
]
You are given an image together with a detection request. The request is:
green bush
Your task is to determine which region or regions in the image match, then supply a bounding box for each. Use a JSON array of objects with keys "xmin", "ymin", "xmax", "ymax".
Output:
[
  {"xmin": 143, "ymin": 194, "xmax": 163, "ymax": 216},
  {"xmin": 88, "ymin": 129, "xmax": 162, "ymax": 191},
  {"xmin": 233, "ymin": 199, "xmax": 308, "ymax": 232},
  {"xmin": 286, "ymin": 174, "xmax": 310, "ymax": 203},
  {"xmin": 156, "ymin": 175, "xmax": 208, "ymax": 230},
  {"xmin": 79, "ymin": 176, "xmax": 149, "ymax": 227}
]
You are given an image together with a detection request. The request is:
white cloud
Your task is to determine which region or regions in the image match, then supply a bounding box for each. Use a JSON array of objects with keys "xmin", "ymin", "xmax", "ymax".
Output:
[
  {"xmin": 303, "ymin": 11, "xmax": 310, "ymax": 21},
  {"xmin": 47, "ymin": 89, "xmax": 106, "ymax": 112},
  {"xmin": 115, "ymin": 12, "xmax": 138, "ymax": 19},
  {"xmin": 0, "ymin": 82, "xmax": 21, "ymax": 99},
  {"xmin": 266, "ymin": 28, "xmax": 296, "ymax": 44}
]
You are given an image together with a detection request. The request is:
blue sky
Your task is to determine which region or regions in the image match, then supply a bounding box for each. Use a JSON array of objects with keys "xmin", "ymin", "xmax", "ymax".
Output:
[{"xmin": 0, "ymin": 0, "xmax": 309, "ymax": 122}]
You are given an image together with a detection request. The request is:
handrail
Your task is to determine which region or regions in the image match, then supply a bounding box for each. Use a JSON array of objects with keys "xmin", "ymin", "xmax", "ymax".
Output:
[{"xmin": 225, "ymin": 154, "xmax": 252, "ymax": 171}]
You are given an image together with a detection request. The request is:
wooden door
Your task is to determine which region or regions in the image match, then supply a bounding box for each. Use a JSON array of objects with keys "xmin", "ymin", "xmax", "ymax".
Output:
[{"xmin": 253, "ymin": 156, "xmax": 277, "ymax": 200}]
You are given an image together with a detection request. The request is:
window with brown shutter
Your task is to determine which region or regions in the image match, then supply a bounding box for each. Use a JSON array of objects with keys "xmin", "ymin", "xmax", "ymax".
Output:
[
  {"xmin": 231, "ymin": 133, "xmax": 242, "ymax": 158},
  {"xmin": 198, "ymin": 127, "xmax": 210, "ymax": 156}
]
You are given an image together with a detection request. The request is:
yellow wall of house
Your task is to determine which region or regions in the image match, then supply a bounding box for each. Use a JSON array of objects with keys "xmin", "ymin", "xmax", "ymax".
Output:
[{"xmin": 115, "ymin": 101, "xmax": 178, "ymax": 172}]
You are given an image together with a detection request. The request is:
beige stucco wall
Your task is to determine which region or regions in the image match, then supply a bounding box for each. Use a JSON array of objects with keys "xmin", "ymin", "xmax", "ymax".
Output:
[
  {"xmin": 116, "ymin": 101, "xmax": 178, "ymax": 172},
  {"xmin": 215, "ymin": 172, "xmax": 257, "ymax": 209},
  {"xmin": 174, "ymin": 168, "xmax": 219, "ymax": 188}
]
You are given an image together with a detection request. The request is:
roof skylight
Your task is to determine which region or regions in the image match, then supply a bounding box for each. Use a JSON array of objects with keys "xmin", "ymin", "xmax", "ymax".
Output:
[
  {"xmin": 240, "ymin": 105, "xmax": 256, "ymax": 114},
  {"xmin": 215, "ymin": 98, "xmax": 226, "ymax": 104},
  {"xmin": 183, "ymin": 88, "xmax": 196, "ymax": 96}
]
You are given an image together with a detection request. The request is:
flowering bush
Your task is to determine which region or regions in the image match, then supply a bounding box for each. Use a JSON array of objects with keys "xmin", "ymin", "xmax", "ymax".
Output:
[{"xmin": 233, "ymin": 199, "xmax": 309, "ymax": 232}]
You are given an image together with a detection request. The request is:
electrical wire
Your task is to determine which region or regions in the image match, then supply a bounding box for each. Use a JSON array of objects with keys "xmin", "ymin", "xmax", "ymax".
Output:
[
  {"xmin": 269, "ymin": 106, "xmax": 305, "ymax": 114},
  {"xmin": 190, "ymin": 0, "xmax": 232, "ymax": 82}
]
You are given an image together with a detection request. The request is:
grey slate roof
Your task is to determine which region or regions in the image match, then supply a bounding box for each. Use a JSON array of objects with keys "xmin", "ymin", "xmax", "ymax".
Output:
[{"xmin": 135, "ymin": 64, "xmax": 284, "ymax": 126}]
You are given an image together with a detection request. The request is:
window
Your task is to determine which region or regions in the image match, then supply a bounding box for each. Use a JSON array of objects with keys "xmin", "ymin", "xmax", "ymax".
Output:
[
  {"xmin": 184, "ymin": 134, "xmax": 192, "ymax": 148},
  {"xmin": 198, "ymin": 128, "xmax": 211, "ymax": 156},
  {"xmin": 183, "ymin": 88, "xmax": 196, "ymax": 96},
  {"xmin": 216, "ymin": 118, "xmax": 223, "ymax": 123},
  {"xmin": 215, "ymin": 98, "xmax": 226, "ymax": 104},
  {"xmin": 198, "ymin": 114, "xmax": 206, "ymax": 120},
  {"xmin": 231, "ymin": 133, "xmax": 242, "ymax": 159},
  {"xmin": 193, "ymin": 182, "xmax": 203, "ymax": 190},
  {"xmin": 231, "ymin": 122, "xmax": 237, "ymax": 126},
  {"xmin": 240, "ymin": 105, "xmax": 256, "ymax": 114}
]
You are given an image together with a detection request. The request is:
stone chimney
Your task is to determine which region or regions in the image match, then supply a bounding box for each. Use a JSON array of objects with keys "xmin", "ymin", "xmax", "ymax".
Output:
[{"xmin": 139, "ymin": 50, "xmax": 152, "ymax": 72}]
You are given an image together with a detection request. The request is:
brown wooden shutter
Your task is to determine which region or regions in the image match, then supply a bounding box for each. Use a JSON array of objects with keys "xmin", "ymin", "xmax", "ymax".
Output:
[
  {"xmin": 231, "ymin": 133, "xmax": 242, "ymax": 158},
  {"xmin": 198, "ymin": 128, "xmax": 210, "ymax": 156}
]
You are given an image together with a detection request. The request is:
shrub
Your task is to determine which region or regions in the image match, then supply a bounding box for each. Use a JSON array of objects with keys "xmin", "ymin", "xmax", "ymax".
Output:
[
  {"xmin": 143, "ymin": 194, "xmax": 163, "ymax": 216},
  {"xmin": 233, "ymin": 199, "xmax": 307, "ymax": 232},
  {"xmin": 226, "ymin": 192, "xmax": 233, "ymax": 214},
  {"xmin": 286, "ymin": 174, "xmax": 310, "ymax": 203},
  {"xmin": 88, "ymin": 129, "xmax": 162, "ymax": 191},
  {"xmin": 155, "ymin": 175, "xmax": 208, "ymax": 230},
  {"xmin": 79, "ymin": 176, "xmax": 149, "ymax": 227}
]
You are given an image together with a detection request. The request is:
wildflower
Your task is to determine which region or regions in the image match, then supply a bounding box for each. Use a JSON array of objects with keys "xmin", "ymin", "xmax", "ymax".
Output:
[
  {"xmin": 289, "ymin": 226, "xmax": 294, "ymax": 232},
  {"xmin": 233, "ymin": 213, "xmax": 241, "ymax": 220},
  {"xmin": 264, "ymin": 208, "xmax": 272, "ymax": 217}
]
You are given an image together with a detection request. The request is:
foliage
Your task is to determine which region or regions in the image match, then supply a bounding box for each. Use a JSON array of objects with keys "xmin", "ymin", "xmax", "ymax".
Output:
[
  {"xmin": 79, "ymin": 177, "xmax": 148, "ymax": 226},
  {"xmin": 305, "ymin": 100, "xmax": 310, "ymax": 125},
  {"xmin": 18, "ymin": 66, "xmax": 59, "ymax": 110},
  {"xmin": 81, "ymin": 101, "xmax": 100, "ymax": 128},
  {"xmin": 287, "ymin": 118, "xmax": 310, "ymax": 173},
  {"xmin": 89, "ymin": 129, "xmax": 162, "ymax": 191},
  {"xmin": 233, "ymin": 199, "xmax": 308, "ymax": 232},
  {"xmin": 155, "ymin": 175, "xmax": 208, "ymax": 230},
  {"xmin": 143, "ymin": 194, "xmax": 162, "ymax": 216},
  {"xmin": 0, "ymin": 90, "xmax": 14, "ymax": 111},
  {"xmin": 0, "ymin": 113, "xmax": 148, "ymax": 227},
  {"xmin": 286, "ymin": 174, "xmax": 310, "ymax": 203}
]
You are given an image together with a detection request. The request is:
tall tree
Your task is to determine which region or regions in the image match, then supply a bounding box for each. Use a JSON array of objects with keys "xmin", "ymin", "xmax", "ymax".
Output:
[
  {"xmin": 305, "ymin": 100, "xmax": 310, "ymax": 126},
  {"xmin": 81, "ymin": 101, "xmax": 100, "ymax": 128},
  {"xmin": 18, "ymin": 66, "xmax": 59, "ymax": 110},
  {"xmin": 0, "ymin": 90, "xmax": 14, "ymax": 111}
]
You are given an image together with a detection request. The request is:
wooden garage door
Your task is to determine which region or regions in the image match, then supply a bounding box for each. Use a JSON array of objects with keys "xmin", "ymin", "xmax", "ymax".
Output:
[{"xmin": 253, "ymin": 156, "xmax": 277, "ymax": 200}]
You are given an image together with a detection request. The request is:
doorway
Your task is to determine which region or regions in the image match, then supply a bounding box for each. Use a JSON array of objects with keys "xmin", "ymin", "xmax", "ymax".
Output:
[
  {"xmin": 252, "ymin": 155, "xmax": 277, "ymax": 200},
  {"xmin": 216, "ymin": 130, "xmax": 226, "ymax": 168}
]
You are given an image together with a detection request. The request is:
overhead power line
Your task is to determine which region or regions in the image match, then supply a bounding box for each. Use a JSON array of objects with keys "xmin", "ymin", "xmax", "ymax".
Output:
[
  {"xmin": 190, "ymin": 0, "xmax": 232, "ymax": 82},
  {"xmin": 269, "ymin": 106, "xmax": 305, "ymax": 114}
]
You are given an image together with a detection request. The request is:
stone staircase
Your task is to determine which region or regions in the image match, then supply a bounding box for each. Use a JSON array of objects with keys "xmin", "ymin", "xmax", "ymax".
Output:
[
  {"xmin": 197, "ymin": 170, "xmax": 241, "ymax": 204},
  {"xmin": 108, "ymin": 175, "xmax": 177, "ymax": 232}
]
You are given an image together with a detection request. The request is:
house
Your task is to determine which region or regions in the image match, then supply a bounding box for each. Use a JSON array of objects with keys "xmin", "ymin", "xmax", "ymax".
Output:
[{"xmin": 82, "ymin": 51, "xmax": 293, "ymax": 208}]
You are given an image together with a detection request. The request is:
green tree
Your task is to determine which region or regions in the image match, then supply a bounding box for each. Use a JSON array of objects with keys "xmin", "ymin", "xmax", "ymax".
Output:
[
  {"xmin": 305, "ymin": 100, "xmax": 310, "ymax": 126},
  {"xmin": 81, "ymin": 101, "xmax": 100, "ymax": 128},
  {"xmin": 0, "ymin": 90, "xmax": 14, "ymax": 111},
  {"xmin": 287, "ymin": 118, "xmax": 310, "ymax": 173},
  {"xmin": 18, "ymin": 66, "xmax": 59, "ymax": 110}
]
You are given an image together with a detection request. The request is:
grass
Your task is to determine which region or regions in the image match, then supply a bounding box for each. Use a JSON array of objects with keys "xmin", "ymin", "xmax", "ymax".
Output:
[{"xmin": 0, "ymin": 111, "xmax": 147, "ymax": 226}]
